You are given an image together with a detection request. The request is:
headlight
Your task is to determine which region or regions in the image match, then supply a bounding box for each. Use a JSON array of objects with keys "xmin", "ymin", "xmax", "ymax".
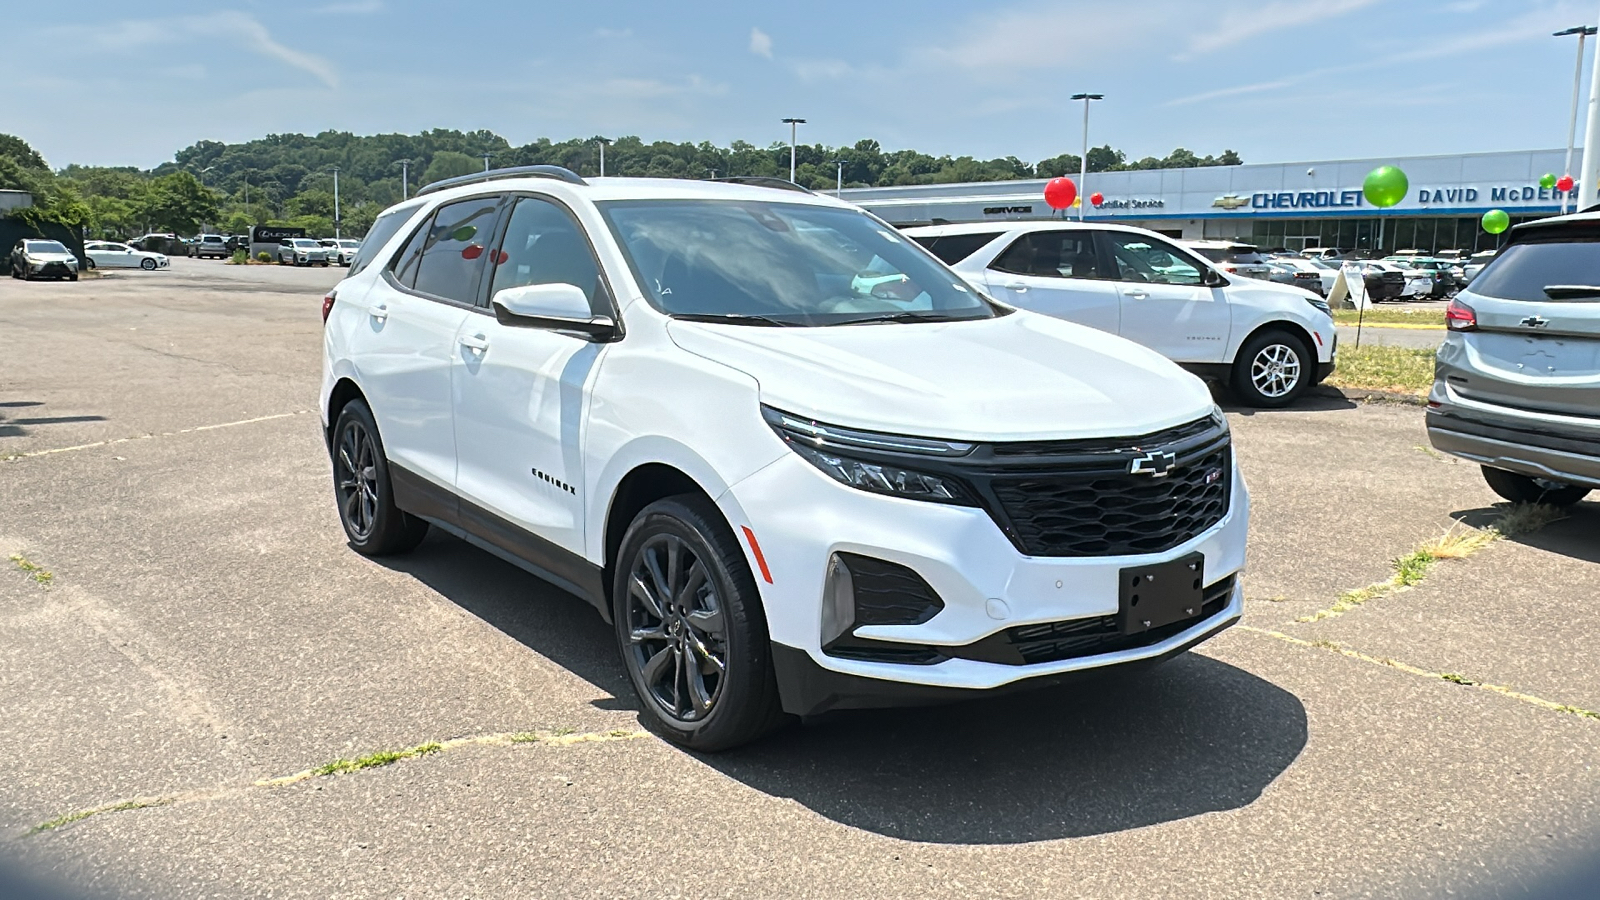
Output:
[
  {"xmin": 762, "ymin": 406, "xmax": 975, "ymax": 504},
  {"xmin": 1305, "ymin": 297, "xmax": 1331, "ymax": 316}
]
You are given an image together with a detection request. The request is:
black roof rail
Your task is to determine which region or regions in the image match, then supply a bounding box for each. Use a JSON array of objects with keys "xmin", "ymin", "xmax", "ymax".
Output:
[
  {"xmin": 706, "ymin": 176, "xmax": 816, "ymax": 195},
  {"xmin": 415, "ymin": 165, "xmax": 587, "ymax": 197}
]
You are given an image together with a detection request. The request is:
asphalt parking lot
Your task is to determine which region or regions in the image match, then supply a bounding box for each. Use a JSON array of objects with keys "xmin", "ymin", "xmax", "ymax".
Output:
[{"xmin": 2, "ymin": 259, "xmax": 1598, "ymax": 898}]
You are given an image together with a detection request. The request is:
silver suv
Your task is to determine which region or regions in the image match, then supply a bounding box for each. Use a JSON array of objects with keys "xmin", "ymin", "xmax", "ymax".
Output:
[{"xmin": 1426, "ymin": 215, "xmax": 1599, "ymax": 508}]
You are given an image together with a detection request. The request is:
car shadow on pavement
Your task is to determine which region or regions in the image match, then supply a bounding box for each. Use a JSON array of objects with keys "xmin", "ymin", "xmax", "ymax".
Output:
[
  {"xmin": 706, "ymin": 652, "xmax": 1306, "ymax": 844},
  {"xmin": 1452, "ymin": 502, "xmax": 1600, "ymax": 566},
  {"xmin": 1211, "ymin": 383, "xmax": 1358, "ymax": 415}
]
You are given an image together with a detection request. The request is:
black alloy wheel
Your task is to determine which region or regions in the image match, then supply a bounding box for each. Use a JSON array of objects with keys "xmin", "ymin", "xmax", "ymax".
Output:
[
  {"xmin": 331, "ymin": 400, "xmax": 429, "ymax": 556},
  {"xmin": 613, "ymin": 496, "xmax": 786, "ymax": 751}
]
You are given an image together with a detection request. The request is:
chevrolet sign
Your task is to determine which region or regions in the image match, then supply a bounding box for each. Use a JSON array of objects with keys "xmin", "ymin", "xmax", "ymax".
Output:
[{"xmin": 1212, "ymin": 194, "xmax": 1248, "ymax": 210}]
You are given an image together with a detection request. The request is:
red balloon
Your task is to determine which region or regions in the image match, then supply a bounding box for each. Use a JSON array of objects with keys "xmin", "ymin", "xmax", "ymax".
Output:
[
  {"xmin": 1558, "ymin": 174, "xmax": 1575, "ymax": 193},
  {"xmin": 1090, "ymin": 192, "xmax": 1105, "ymax": 207},
  {"xmin": 1044, "ymin": 176, "xmax": 1078, "ymax": 210},
  {"xmin": 460, "ymin": 244, "xmax": 483, "ymax": 260}
]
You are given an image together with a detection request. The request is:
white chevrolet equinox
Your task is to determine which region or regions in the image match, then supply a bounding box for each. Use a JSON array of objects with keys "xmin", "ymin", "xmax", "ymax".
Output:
[{"xmin": 321, "ymin": 167, "xmax": 1250, "ymax": 750}]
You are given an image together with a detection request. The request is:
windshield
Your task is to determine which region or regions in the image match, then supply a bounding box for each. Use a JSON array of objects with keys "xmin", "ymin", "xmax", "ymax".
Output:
[
  {"xmin": 598, "ymin": 199, "xmax": 998, "ymax": 325},
  {"xmin": 1470, "ymin": 239, "xmax": 1600, "ymax": 302},
  {"xmin": 24, "ymin": 241, "xmax": 69, "ymax": 254},
  {"xmin": 291, "ymin": 239, "xmax": 320, "ymax": 248}
]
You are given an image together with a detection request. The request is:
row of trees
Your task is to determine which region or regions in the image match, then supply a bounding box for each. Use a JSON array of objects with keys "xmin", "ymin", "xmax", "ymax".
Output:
[{"xmin": 2, "ymin": 130, "xmax": 1242, "ymax": 239}]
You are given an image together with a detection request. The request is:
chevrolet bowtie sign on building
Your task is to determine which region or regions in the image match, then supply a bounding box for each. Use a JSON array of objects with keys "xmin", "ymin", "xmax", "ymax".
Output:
[{"xmin": 843, "ymin": 148, "xmax": 1587, "ymax": 255}]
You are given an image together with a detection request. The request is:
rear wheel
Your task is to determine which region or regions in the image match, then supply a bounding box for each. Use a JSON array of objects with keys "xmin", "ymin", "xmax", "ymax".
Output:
[
  {"xmin": 613, "ymin": 495, "xmax": 786, "ymax": 751},
  {"xmin": 84, "ymin": 258, "xmax": 95, "ymax": 270},
  {"xmin": 1231, "ymin": 329, "xmax": 1313, "ymax": 408},
  {"xmin": 331, "ymin": 400, "xmax": 429, "ymax": 556},
  {"xmin": 1481, "ymin": 467, "xmax": 1591, "ymax": 508}
]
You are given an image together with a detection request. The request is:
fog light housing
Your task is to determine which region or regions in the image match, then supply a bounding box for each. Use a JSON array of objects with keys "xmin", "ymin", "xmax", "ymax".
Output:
[
  {"xmin": 821, "ymin": 554, "xmax": 855, "ymax": 646},
  {"xmin": 820, "ymin": 553, "xmax": 946, "ymax": 652}
]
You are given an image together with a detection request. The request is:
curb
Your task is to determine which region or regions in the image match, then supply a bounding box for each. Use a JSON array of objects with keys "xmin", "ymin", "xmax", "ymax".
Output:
[{"xmin": 1314, "ymin": 385, "xmax": 1427, "ymax": 406}]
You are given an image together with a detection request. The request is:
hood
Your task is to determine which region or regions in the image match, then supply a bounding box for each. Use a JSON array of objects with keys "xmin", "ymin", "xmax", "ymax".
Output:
[
  {"xmin": 25, "ymin": 251, "xmax": 76, "ymax": 262},
  {"xmin": 666, "ymin": 311, "xmax": 1214, "ymax": 442}
]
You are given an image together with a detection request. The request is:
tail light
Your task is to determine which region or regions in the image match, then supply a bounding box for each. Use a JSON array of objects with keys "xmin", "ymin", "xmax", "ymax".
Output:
[
  {"xmin": 1224, "ymin": 265, "xmax": 1238, "ymax": 273},
  {"xmin": 321, "ymin": 290, "xmax": 337, "ymax": 324},
  {"xmin": 1445, "ymin": 299, "xmax": 1477, "ymax": 331}
]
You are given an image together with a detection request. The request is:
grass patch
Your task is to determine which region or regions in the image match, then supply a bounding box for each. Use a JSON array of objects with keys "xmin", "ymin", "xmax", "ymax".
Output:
[
  {"xmin": 1325, "ymin": 344, "xmax": 1436, "ymax": 397},
  {"xmin": 8, "ymin": 554, "xmax": 53, "ymax": 586},
  {"xmin": 312, "ymin": 741, "xmax": 442, "ymax": 776},
  {"xmin": 29, "ymin": 799, "xmax": 168, "ymax": 835},
  {"xmin": 1494, "ymin": 502, "xmax": 1568, "ymax": 537},
  {"xmin": 1331, "ymin": 307, "xmax": 1445, "ymax": 327}
]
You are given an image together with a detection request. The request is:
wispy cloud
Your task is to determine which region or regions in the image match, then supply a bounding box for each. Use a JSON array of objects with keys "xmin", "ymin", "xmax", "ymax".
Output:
[
  {"xmin": 76, "ymin": 12, "xmax": 338, "ymax": 88},
  {"xmin": 315, "ymin": 0, "xmax": 381, "ymax": 14},
  {"xmin": 749, "ymin": 27, "xmax": 773, "ymax": 59},
  {"xmin": 1178, "ymin": 0, "xmax": 1380, "ymax": 58}
]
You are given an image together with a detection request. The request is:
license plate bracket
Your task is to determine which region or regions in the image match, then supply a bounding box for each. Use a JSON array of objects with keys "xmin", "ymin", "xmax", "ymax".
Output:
[{"xmin": 1119, "ymin": 553, "xmax": 1204, "ymax": 635}]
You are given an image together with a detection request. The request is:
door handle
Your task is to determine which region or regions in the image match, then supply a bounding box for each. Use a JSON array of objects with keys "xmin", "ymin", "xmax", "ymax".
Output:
[
  {"xmin": 1004, "ymin": 282, "xmax": 1029, "ymax": 293},
  {"xmin": 459, "ymin": 334, "xmax": 489, "ymax": 353},
  {"xmin": 1126, "ymin": 289, "xmax": 1149, "ymax": 299},
  {"xmin": 369, "ymin": 303, "xmax": 389, "ymax": 321}
]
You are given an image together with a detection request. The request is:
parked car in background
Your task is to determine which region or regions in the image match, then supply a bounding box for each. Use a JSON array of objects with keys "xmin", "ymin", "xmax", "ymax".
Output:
[
  {"xmin": 905, "ymin": 221, "xmax": 1335, "ymax": 406},
  {"xmin": 1301, "ymin": 246, "xmax": 1353, "ymax": 260},
  {"xmin": 1379, "ymin": 259, "xmax": 1436, "ymax": 298},
  {"xmin": 224, "ymin": 234, "xmax": 250, "ymax": 253},
  {"xmin": 1267, "ymin": 256, "xmax": 1335, "ymax": 295},
  {"xmin": 1183, "ymin": 240, "xmax": 1275, "ymax": 280},
  {"xmin": 1427, "ymin": 213, "xmax": 1599, "ymax": 509},
  {"xmin": 1461, "ymin": 250, "xmax": 1497, "ymax": 283},
  {"xmin": 322, "ymin": 171, "xmax": 1252, "ymax": 750},
  {"xmin": 84, "ymin": 240, "xmax": 170, "ymax": 271},
  {"xmin": 190, "ymin": 234, "xmax": 229, "ymax": 259},
  {"xmin": 1351, "ymin": 260, "xmax": 1406, "ymax": 301},
  {"xmin": 129, "ymin": 232, "xmax": 176, "ymax": 251},
  {"xmin": 1388, "ymin": 257, "xmax": 1462, "ymax": 297},
  {"xmin": 329, "ymin": 238, "xmax": 361, "ymax": 266},
  {"xmin": 9, "ymin": 239, "xmax": 79, "ymax": 280},
  {"xmin": 278, "ymin": 238, "xmax": 330, "ymax": 267},
  {"xmin": 1265, "ymin": 260, "xmax": 1325, "ymax": 295}
]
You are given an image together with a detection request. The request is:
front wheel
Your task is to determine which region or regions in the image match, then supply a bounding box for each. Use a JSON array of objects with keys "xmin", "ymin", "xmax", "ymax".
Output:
[
  {"xmin": 1232, "ymin": 329, "xmax": 1313, "ymax": 408},
  {"xmin": 331, "ymin": 400, "xmax": 429, "ymax": 556},
  {"xmin": 613, "ymin": 495, "xmax": 786, "ymax": 751},
  {"xmin": 1481, "ymin": 467, "xmax": 1591, "ymax": 508},
  {"xmin": 140, "ymin": 258, "xmax": 156, "ymax": 271}
]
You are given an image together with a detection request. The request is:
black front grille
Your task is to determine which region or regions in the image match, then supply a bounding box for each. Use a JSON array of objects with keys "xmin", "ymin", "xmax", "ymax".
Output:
[
  {"xmin": 990, "ymin": 417, "xmax": 1217, "ymax": 458},
  {"xmin": 985, "ymin": 443, "xmax": 1231, "ymax": 558}
]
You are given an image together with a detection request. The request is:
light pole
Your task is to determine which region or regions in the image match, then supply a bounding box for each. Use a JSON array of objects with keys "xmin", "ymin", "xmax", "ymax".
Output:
[
  {"xmin": 396, "ymin": 159, "xmax": 413, "ymax": 199},
  {"xmin": 191, "ymin": 165, "xmax": 215, "ymax": 186},
  {"xmin": 781, "ymin": 117, "xmax": 806, "ymax": 183},
  {"xmin": 481, "ymin": 153, "xmax": 493, "ymax": 173},
  {"xmin": 833, "ymin": 159, "xmax": 844, "ymax": 196},
  {"xmin": 595, "ymin": 137, "xmax": 611, "ymax": 177},
  {"xmin": 1557, "ymin": 26, "xmax": 1597, "ymax": 213},
  {"xmin": 1070, "ymin": 92, "xmax": 1104, "ymax": 221},
  {"xmin": 329, "ymin": 166, "xmax": 342, "ymax": 239}
]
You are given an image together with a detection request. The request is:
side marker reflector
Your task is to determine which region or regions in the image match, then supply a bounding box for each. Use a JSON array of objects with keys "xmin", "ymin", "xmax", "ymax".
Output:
[{"xmin": 741, "ymin": 526, "xmax": 773, "ymax": 584}]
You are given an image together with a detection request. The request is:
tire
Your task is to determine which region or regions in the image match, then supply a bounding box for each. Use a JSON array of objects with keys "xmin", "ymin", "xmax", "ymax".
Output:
[
  {"xmin": 1481, "ymin": 466, "xmax": 1591, "ymax": 508},
  {"xmin": 67, "ymin": 273, "xmax": 78, "ymax": 282},
  {"xmin": 140, "ymin": 258, "xmax": 156, "ymax": 271},
  {"xmin": 330, "ymin": 400, "xmax": 429, "ymax": 556},
  {"xmin": 613, "ymin": 495, "xmax": 786, "ymax": 751},
  {"xmin": 1231, "ymin": 329, "xmax": 1313, "ymax": 408},
  {"xmin": 84, "ymin": 258, "xmax": 95, "ymax": 270}
]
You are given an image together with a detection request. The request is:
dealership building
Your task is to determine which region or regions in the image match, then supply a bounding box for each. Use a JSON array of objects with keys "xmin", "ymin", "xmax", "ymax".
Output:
[{"xmin": 841, "ymin": 148, "xmax": 1586, "ymax": 255}]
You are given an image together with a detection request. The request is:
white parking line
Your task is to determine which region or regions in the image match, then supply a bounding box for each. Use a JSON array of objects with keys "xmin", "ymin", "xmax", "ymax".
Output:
[{"xmin": 1, "ymin": 411, "xmax": 312, "ymax": 462}]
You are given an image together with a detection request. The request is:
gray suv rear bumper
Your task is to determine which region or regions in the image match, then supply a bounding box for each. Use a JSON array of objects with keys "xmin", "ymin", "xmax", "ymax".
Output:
[{"xmin": 1426, "ymin": 397, "xmax": 1600, "ymax": 489}]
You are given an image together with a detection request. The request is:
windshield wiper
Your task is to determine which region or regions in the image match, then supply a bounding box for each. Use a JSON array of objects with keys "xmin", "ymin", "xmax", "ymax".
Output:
[
  {"xmin": 1542, "ymin": 285, "xmax": 1600, "ymax": 299},
  {"xmin": 828, "ymin": 312, "xmax": 985, "ymax": 326},
  {"xmin": 671, "ymin": 313, "xmax": 805, "ymax": 327}
]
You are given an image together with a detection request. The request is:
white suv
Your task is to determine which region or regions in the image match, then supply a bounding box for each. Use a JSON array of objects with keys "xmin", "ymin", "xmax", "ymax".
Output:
[
  {"xmin": 905, "ymin": 222, "xmax": 1336, "ymax": 407},
  {"xmin": 321, "ymin": 168, "xmax": 1250, "ymax": 750}
]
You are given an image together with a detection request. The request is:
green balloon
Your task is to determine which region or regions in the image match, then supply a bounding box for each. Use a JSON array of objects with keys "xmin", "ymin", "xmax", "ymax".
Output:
[
  {"xmin": 1363, "ymin": 165, "xmax": 1409, "ymax": 208},
  {"xmin": 451, "ymin": 225, "xmax": 477, "ymax": 242},
  {"xmin": 1481, "ymin": 209, "xmax": 1510, "ymax": 234},
  {"xmin": 1540, "ymin": 173, "xmax": 1557, "ymax": 189}
]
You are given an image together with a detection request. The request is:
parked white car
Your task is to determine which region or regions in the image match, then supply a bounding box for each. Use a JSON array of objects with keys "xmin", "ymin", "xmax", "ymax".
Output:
[
  {"xmin": 83, "ymin": 241, "xmax": 170, "ymax": 271},
  {"xmin": 904, "ymin": 221, "xmax": 1336, "ymax": 406},
  {"xmin": 1269, "ymin": 255, "xmax": 1338, "ymax": 295},
  {"xmin": 325, "ymin": 238, "xmax": 361, "ymax": 266},
  {"xmin": 279, "ymin": 238, "xmax": 330, "ymax": 267},
  {"xmin": 321, "ymin": 168, "xmax": 1249, "ymax": 750}
]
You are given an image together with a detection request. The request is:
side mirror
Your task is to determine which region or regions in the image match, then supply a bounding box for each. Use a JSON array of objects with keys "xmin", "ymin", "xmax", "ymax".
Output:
[
  {"xmin": 1202, "ymin": 268, "xmax": 1228, "ymax": 288},
  {"xmin": 491, "ymin": 283, "xmax": 618, "ymax": 340}
]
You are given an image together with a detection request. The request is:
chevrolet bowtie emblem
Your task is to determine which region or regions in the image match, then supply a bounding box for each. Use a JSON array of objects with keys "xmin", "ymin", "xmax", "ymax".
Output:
[
  {"xmin": 1212, "ymin": 194, "xmax": 1249, "ymax": 210},
  {"xmin": 1130, "ymin": 450, "xmax": 1177, "ymax": 477}
]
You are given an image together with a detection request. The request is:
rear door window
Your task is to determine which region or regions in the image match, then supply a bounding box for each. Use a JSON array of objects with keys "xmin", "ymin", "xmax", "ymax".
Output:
[
  {"xmin": 1470, "ymin": 239, "xmax": 1600, "ymax": 302},
  {"xmin": 389, "ymin": 196, "xmax": 502, "ymax": 303},
  {"xmin": 989, "ymin": 231, "xmax": 1104, "ymax": 279},
  {"xmin": 911, "ymin": 232, "xmax": 1003, "ymax": 265}
]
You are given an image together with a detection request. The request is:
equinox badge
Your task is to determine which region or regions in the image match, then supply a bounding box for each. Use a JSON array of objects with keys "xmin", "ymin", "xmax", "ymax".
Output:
[{"xmin": 1129, "ymin": 450, "xmax": 1177, "ymax": 477}]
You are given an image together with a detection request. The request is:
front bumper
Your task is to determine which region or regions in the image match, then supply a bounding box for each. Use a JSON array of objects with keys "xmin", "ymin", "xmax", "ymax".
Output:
[
  {"xmin": 724, "ymin": 451, "xmax": 1249, "ymax": 715},
  {"xmin": 26, "ymin": 261, "xmax": 76, "ymax": 277},
  {"xmin": 1427, "ymin": 384, "xmax": 1600, "ymax": 489}
]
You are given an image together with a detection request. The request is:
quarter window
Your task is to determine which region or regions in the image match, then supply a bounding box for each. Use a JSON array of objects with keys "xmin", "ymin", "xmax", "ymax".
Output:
[
  {"xmin": 1101, "ymin": 233, "xmax": 1204, "ymax": 286},
  {"xmin": 489, "ymin": 197, "xmax": 605, "ymax": 311},
  {"xmin": 912, "ymin": 232, "xmax": 1002, "ymax": 265},
  {"xmin": 989, "ymin": 232, "xmax": 1103, "ymax": 279}
]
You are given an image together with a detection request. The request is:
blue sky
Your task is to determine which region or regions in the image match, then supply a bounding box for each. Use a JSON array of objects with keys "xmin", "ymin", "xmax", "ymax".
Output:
[{"xmin": 8, "ymin": 0, "xmax": 1600, "ymax": 169}]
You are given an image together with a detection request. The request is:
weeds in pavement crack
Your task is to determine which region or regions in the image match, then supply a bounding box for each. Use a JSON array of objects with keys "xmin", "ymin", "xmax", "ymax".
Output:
[{"xmin": 7, "ymin": 554, "xmax": 53, "ymax": 587}]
